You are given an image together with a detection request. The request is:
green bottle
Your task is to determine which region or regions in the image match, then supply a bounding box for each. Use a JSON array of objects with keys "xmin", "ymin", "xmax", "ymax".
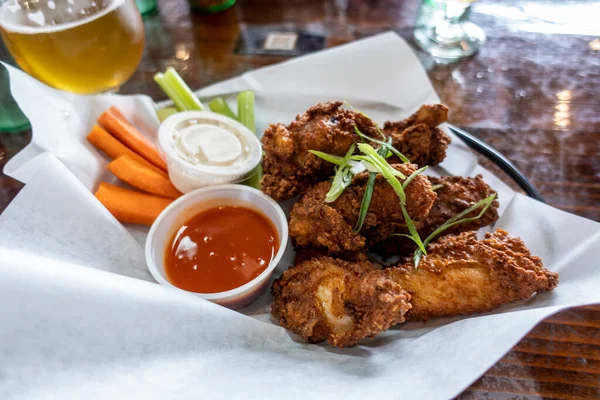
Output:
[{"xmin": 0, "ymin": 64, "xmax": 29, "ymax": 134}]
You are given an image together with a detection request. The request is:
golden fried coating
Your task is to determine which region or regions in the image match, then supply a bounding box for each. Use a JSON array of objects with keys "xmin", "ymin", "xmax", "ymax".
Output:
[
  {"xmin": 383, "ymin": 104, "xmax": 451, "ymax": 166},
  {"xmin": 294, "ymin": 246, "xmax": 368, "ymax": 264},
  {"xmin": 386, "ymin": 229, "xmax": 559, "ymax": 321},
  {"xmin": 289, "ymin": 163, "xmax": 436, "ymax": 255},
  {"xmin": 271, "ymin": 257, "xmax": 411, "ymax": 347},
  {"xmin": 260, "ymin": 101, "xmax": 378, "ymax": 202},
  {"xmin": 375, "ymin": 174, "xmax": 500, "ymax": 257},
  {"xmin": 422, "ymin": 175, "xmax": 499, "ymax": 237}
]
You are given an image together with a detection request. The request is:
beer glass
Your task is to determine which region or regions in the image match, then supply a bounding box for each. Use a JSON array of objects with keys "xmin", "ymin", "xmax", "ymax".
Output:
[
  {"xmin": 0, "ymin": 0, "xmax": 145, "ymax": 94},
  {"xmin": 413, "ymin": 0, "xmax": 485, "ymax": 59}
]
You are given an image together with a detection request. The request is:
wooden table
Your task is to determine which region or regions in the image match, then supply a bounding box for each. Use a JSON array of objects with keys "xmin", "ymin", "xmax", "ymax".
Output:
[{"xmin": 1, "ymin": 0, "xmax": 599, "ymax": 398}]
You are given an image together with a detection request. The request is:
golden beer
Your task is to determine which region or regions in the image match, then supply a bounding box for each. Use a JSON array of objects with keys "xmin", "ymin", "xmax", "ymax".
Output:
[{"xmin": 0, "ymin": 0, "xmax": 144, "ymax": 94}]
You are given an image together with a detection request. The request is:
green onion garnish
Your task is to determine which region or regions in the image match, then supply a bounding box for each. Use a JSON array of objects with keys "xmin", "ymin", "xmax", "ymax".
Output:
[
  {"xmin": 354, "ymin": 140, "xmax": 389, "ymax": 232},
  {"xmin": 324, "ymin": 144, "xmax": 356, "ymax": 203},
  {"xmin": 357, "ymin": 143, "xmax": 407, "ymax": 202},
  {"xmin": 402, "ymin": 166, "xmax": 428, "ymax": 189},
  {"xmin": 401, "ymin": 202, "xmax": 427, "ymax": 255},
  {"xmin": 393, "ymin": 193, "xmax": 497, "ymax": 268},
  {"xmin": 354, "ymin": 125, "xmax": 410, "ymax": 163},
  {"xmin": 354, "ymin": 172, "xmax": 376, "ymax": 232},
  {"xmin": 309, "ymin": 150, "xmax": 345, "ymax": 165},
  {"xmin": 343, "ymin": 101, "xmax": 386, "ymax": 140},
  {"xmin": 431, "ymin": 184, "xmax": 444, "ymax": 191},
  {"xmin": 208, "ymin": 97, "xmax": 237, "ymax": 120},
  {"xmin": 421, "ymin": 193, "xmax": 497, "ymax": 248}
]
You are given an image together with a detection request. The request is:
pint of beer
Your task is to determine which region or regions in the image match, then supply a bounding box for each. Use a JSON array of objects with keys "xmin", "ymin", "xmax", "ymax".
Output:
[{"xmin": 0, "ymin": 0, "xmax": 145, "ymax": 94}]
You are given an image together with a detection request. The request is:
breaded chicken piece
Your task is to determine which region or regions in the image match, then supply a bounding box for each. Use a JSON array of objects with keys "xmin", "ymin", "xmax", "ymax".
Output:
[
  {"xmin": 271, "ymin": 257, "xmax": 411, "ymax": 347},
  {"xmin": 422, "ymin": 175, "xmax": 499, "ymax": 237},
  {"xmin": 260, "ymin": 101, "xmax": 378, "ymax": 202},
  {"xmin": 375, "ymin": 174, "xmax": 500, "ymax": 257},
  {"xmin": 294, "ymin": 246, "xmax": 368, "ymax": 264},
  {"xmin": 386, "ymin": 229, "xmax": 559, "ymax": 321},
  {"xmin": 289, "ymin": 163, "xmax": 436, "ymax": 255},
  {"xmin": 383, "ymin": 104, "xmax": 451, "ymax": 166},
  {"xmin": 261, "ymin": 102, "xmax": 451, "ymax": 202}
]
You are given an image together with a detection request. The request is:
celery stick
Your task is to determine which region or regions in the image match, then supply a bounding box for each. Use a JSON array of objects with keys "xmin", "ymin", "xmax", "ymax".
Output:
[
  {"xmin": 237, "ymin": 91, "xmax": 260, "ymax": 188},
  {"xmin": 154, "ymin": 73, "xmax": 187, "ymax": 111},
  {"xmin": 209, "ymin": 97, "xmax": 237, "ymax": 120},
  {"xmin": 163, "ymin": 68, "xmax": 204, "ymax": 111},
  {"xmin": 237, "ymin": 91, "xmax": 255, "ymax": 133},
  {"xmin": 156, "ymin": 107, "xmax": 178, "ymax": 122},
  {"xmin": 245, "ymin": 164, "xmax": 263, "ymax": 189}
]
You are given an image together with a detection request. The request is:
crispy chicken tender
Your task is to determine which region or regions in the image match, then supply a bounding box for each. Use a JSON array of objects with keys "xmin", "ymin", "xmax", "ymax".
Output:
[
  {"xmin": 271, "ymin": 257, "xmax": 411, "ymax": 347},
  {"xmin": 260, "ymin": 101, "xmax": 379, "ymax": 202},
  {"xmin": 383, "ymin": 104, "xmax": 451, "ymax": 166},
  {"xmin": 289, "ymin": 163, "xmax": 436, "ymax": 255},
  {"xmin": 386, "ymin": 229, "xmax": 559, "ymax": 321}
]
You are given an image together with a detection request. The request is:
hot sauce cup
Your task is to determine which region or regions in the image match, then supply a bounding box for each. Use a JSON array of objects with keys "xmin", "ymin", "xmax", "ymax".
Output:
[{"xmin": 145, "ymin": 184, "xmax": 288, "ymax": 309}]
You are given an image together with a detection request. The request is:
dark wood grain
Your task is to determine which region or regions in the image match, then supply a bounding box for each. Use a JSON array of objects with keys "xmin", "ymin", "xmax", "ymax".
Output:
[{"xmin": 1, "ymin": 0, "xmax": 599, "ymax": 398}]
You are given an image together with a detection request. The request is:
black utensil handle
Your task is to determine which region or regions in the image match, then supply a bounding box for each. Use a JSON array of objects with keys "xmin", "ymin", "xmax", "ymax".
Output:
[{"xmin": 447, "ymin": 124, "xmax": 545, "ymax": 203}]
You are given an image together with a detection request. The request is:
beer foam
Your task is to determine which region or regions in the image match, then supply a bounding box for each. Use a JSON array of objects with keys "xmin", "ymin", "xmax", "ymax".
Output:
[{"xmin": 0, "ymin": 0, "xmax": 124, "ymax": 34}]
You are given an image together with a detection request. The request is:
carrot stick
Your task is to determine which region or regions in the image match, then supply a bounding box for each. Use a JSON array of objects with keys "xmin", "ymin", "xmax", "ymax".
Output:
[
  {"xmin": 97, "ymin": 106, "xmax": 168, "ymax": 171},
  {"xmin": 87, "ymin": 125, "xmax": 167, "ymax": 176},
  {"xmin": 108, "ymin": 155, "xmax": 181, "ymax": 199},
  {"xmin": 94, "ymin": 182, "xmax": 172, "ymax": 226}
]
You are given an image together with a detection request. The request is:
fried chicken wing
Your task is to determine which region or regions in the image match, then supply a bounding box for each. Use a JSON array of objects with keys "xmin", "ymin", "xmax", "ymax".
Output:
[
  {"xmin": 260, "ymin": 102, "xmax": 451, "ymax": 202},
  {"xmin": 375, "ymin": 174, "xmax": 500, "ymax": 257},
  {"xmin": 383, "ymin": 104, "xmax": 451, "ymax": 166},
  {"xmin": 294, "ymin": 246, "xmax": 368, "ymax": 264},
  {"xmin": 260, "ymin": 101, "xmax": 378, "ymax": 201},
  {"xmin": 386, "ymin": 229, "xmax": 559, "ymax": 321},
  {"xmin": 422, "ymin": 175, "xmax": 499, "ymax": 237},
  {"xmin": 289, "ymin": 163, "xmax": 436, "ymax": 255},
  {"xmin": 271, "ymin": 257, "xmax": 411, "ymax": 347}
]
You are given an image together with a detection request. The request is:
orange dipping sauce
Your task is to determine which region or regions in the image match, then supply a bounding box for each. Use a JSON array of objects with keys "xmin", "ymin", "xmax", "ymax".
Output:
[{"xmin": 165, "ymin": 206, "xmax": 279, "ymax": 293}]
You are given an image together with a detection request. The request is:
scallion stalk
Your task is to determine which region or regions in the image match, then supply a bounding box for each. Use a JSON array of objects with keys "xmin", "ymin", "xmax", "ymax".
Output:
[
  {"xmin": 208, "ymin": 97, "xmax": 237, "ymax": 120},
  {"xmin": 402, "ymin": 166, "xmax": 428, "ymax": 189},
  {"xmin": 401, "ymin": 202, "xmax": 427, "ymax": 255},
  {"xmin": 357, "ymin": 143, "xmax": 407, "ymax": 202},
  {"xmin": 324, "ymin": 144, "xmax": 356, "ymax": 203},
  {"xmin": 354, "ymin": 140, "xmax": 390, "ymax": 232},
  {"xmin": 354, "ymin": 125, "xmax": 410, "ymax": 163},
  {"xmin": 393, "ymin": 193, "xmax": 498, "ymax": 268},
  {"xmin": 422, "ymin": 194, "xmax": 497, "ymax": 248},
  {"xmin": 309, "ymin": 150, "xmax": 345, "ymax": 165}
]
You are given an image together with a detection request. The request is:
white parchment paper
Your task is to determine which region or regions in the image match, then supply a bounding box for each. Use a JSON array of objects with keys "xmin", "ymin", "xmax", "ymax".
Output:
[{"xmin": 1, "ymin": 32, "xmax": 599, "ymax": 400}]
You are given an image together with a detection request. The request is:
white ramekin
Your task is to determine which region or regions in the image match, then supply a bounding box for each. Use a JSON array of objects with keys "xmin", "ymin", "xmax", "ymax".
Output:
[
  {"xmin": 145, "ymin": 184, "xmax": 288, "ymax": 309},
  {"xmin": 157, "ymin": 111, "xmax": 262, "ymax": 193}
]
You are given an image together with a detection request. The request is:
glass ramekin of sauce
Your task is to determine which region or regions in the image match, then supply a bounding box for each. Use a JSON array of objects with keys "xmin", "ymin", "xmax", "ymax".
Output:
[
  {"xmin": 157, "ymin": 112, "xmax": 262, "ymax": 193},
  {"xmin": 145, "ymin": 185, "xmax": 288, "ymax": 309}
]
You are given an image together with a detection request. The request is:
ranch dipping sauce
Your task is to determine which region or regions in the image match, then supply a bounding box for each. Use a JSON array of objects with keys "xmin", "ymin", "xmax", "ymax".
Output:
[{"xmin": 158, "ymin": 111, "xmax": 262, "ymax": 193}]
